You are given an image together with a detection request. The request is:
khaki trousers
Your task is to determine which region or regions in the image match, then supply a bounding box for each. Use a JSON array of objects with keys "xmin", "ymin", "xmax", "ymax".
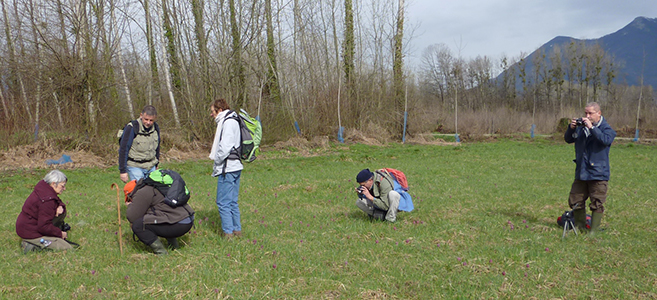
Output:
[{"xmin": 23, "ymin": 237, "xmax": 73, "ymax": 251}]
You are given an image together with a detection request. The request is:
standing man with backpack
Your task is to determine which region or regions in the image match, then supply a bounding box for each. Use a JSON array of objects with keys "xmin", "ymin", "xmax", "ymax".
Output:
[
  {"xmin": 118, "ymin": 105, "xmax": 161, "ymax": 183},
  {"xmin": 209, "ymin": 99, "xmax": 243, "ymax": 239}
]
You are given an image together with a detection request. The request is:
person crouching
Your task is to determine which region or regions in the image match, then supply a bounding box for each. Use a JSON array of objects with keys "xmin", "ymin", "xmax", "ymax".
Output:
[
  {"xmin": 124, "ymin": 180, "xmax": 195, "ymax": 255},
  {"xmin": 16, "ymin": 170, "xmax": 74, "ymax": 253},
  {"xmin": 355, "ymin": 169, "xmax": 400, "ymax": 222}
]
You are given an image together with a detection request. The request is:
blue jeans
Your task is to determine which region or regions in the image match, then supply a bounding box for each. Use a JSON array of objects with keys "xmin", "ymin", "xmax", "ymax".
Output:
[
  {"xmin": 216, "ymin": 170, "xmax": 241, "ymax": 234},
  {"xmin": 127, "ymin": 166, "xmax": 156, "ymax": 181}
]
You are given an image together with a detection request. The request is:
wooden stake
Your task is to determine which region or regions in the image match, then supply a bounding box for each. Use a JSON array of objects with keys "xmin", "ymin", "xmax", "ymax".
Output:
[{"xmin": 110, "ymin": 183, "xmax": 124, "ymax": 254}]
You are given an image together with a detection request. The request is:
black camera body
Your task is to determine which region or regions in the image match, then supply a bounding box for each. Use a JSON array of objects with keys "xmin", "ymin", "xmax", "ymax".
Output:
[
  {"xmin": 575, "ymin": 118, "xmax": 585, "ymax": 127},
  {"xmin": 59, "ymin": 223, "xmax": 71, "ymax": 232}
]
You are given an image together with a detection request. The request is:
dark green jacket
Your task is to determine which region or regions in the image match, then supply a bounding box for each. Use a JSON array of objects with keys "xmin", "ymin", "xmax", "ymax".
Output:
[{"xmin": 126, "ymin": 185, "xmax": 194, "ymax": 225}]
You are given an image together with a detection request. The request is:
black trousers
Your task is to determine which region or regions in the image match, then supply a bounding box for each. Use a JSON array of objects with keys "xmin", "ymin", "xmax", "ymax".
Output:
[{"xmin": 131, "ymin": 217, "xmax": 193, "ymax": 245}]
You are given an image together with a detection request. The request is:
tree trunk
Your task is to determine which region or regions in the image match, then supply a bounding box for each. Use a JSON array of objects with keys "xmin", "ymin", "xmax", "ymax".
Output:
[
  {"xmin": 142, "ymin": 0, "xmax": 160, "ymax": 104},
  {"xmin": 393, "ymin": 0, "xmax": 405, "ymax": 135},
  {"xmin": 229, "ymin": 0, "xmax": 245, "ymax": 107},
  {"xmin": 155, "ymin": 0, "xmax": 181, "ymax": 128},
  {"xmin": 49, "ymin": 77, "xmax": 65, "ymax": 129},
  {"xmin": 28, "ymin": 0, "xmax": 43, "ymax": 133},
  {"xmin": 0, "ymin": 75, "xmax": 9, "ymax": 122},
  {"xmin": 55, "ymin": 0, "xmax": 69, "ymax": 56},
  {"xmin": 161, "ymin": 0, "xmax": 181, "ymax": 91},
  {"xmin": 343, "ymin": 0, "xmax": 355, "ymax": 124},
  {"xmin": 191, "ymin": 0, "xmax": 210, "ymax": 101},
  {"xmin": 265, "ymin": 0, "xmax": 280, "ymax": 104},
  {"xmin": 111, "ymin": 0, "xmax": 135, "ymax": 118},
  {"xmin": 3, "ymin": 0, "xmax": 33, "ymax": 124}
]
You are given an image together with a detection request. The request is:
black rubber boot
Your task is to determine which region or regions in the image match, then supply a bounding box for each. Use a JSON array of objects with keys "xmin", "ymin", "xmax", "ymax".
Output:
[
  {"xmin": 590, "ymin": 212, "xmax": 603, "ymax": 236},
  {"xmin": 149, "ymin": 239, "xmax": 169, "ymax": 255},
  {"xmin": 572, "ymin": 209, "xmax": 587, "ymax": 231},
  {"xmin": 166, "ymin": 238, "xmax": 179, "ymax": 250}
]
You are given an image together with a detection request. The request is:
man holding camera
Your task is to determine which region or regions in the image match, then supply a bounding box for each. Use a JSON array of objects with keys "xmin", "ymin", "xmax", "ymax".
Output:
[
  {"xmin": 564, "ymin": 102, "xmax": 616, "ymax": 235},
  {"xmin": 355, "ymin": 169, "xmax": 400, "ymax": 222}
]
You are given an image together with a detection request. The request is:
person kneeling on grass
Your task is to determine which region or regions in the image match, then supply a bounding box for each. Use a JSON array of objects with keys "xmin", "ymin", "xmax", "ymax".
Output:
[
  {"xmin": 124, "ymin": 180, "xmax": 195, "ymax": 255},
  {"xmin": 355, "ymin": 169, "xmax": 400, "ymax": 222},
  {"xmin": 16, "ymin": 170, "xmax": 75, "ymax": 253}
]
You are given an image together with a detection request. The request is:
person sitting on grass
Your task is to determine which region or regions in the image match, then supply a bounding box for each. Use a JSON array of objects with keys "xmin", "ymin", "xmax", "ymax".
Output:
[
  {"xmin": 124, "ymin": 180, "xmax": 195, "ymax": 255},
  {"xmin": 354, "ymin": 169, "xmax": 400, "ymax": 222},
  {"xmin": 16, "ymin": 170, "xmax": 74, "ymax": 253}
]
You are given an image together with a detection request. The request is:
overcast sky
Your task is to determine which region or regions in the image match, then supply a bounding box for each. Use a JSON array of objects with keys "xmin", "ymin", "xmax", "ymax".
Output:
[{"xmin": 406, "ymin": 0, "xmax": 657, "ymax": 68}]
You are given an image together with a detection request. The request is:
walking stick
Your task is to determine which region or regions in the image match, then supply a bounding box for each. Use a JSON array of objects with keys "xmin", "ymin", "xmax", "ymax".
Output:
[{"xmin": 110, "ymin": 183, "xmax": 124, "ymax": 254}]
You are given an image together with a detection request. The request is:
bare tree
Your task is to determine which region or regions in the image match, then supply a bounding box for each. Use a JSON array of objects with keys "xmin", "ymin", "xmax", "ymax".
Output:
[
  {"xmin": 154, "ymin": 0, "xmax": 180, "ymax": 128},
  {"xmin": 392, "ymin": 0, "xmax": 405, "ymax": 135},
  {"xmin": 3, "ymin": 0, "xmax": 33, "ymax": 124},
  {"xmin": 141, "ymin": 0, "xmax": 160, "ymax": 104},
  {"xmin": 27, "ymin": 0, "xmax": 43, "ymax": 132},
  {"xmin": 342, "ymin": 0, "xmax": 355, "ymax": 122},
  {"xmin": 264, "ymin": 0, "xmax": 280, "ymax": 104},
  {"xmin": 550, "ymin": 46, "xmax": 565, "ymax": 116},
  {"xmin": 110, "ymin": 0, "xmax": 135, "ymax": 118},
  {"xmin": 420, "ymin": 43, "xmax": 452, "ymax": 107},
  {"xmin": 191, "ymin": 0, "xmax": 210, "ymax": 101}
]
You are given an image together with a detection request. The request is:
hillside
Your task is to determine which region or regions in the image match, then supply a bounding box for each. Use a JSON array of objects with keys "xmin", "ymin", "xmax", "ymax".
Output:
[{"xmin": 502, "ymin": 16, "xmax": 657, "ymax": 88}]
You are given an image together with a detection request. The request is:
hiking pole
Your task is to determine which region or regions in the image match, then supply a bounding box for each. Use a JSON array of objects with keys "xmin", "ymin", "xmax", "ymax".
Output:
[{"xmin": 110, "ymin": 183, "xmax": 124, "ymax": 254}]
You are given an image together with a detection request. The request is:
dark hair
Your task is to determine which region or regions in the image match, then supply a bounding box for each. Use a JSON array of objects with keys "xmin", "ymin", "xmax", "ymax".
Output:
[
  {"xmin": 212, "ymin": 99, "xmax": 230, "ymax": 112},
  {"xmin": 141, "ymin": 105, "xmax": 157, "ymax": 116}
]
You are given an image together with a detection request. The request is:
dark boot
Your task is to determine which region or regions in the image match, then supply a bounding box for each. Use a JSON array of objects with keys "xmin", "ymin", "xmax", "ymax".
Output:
[
  {"xmin": 149, "ymin": 239, "xmax": 168, "ymax": 255},
  {"xmin": 590, "ymin": 212, "xmax": 603, "ymax": 235},
  {"xmin": 166, "ymin": 238, "xmax": 179, "ymax": 250},
  {"xmin": 21, "ymin": 241, "xmax": 38, "ymax": 254},
  {"xmin": 572, "ymin": 209, "xmax": 587, "ymax": 231}
]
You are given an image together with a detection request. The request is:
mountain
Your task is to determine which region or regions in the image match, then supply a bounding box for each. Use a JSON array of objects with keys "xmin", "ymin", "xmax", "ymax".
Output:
[{"xmin": 500, "ymin": 16, "xmax": 657, "ymax": 89}]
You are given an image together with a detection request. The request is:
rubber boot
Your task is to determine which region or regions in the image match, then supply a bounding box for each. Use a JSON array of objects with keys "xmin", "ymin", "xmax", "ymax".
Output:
[
  {"xmin": 21, "ymin": 241, "xmax": 38, "ymax": 254},
  {"xmin": 149, "ymin": 239, "xmax": 168, "ymax": 255},
  {"xmin": 590, "ymin": 212, "xmax": 603, "ymax": 236},
  {"xmin": 166, "ymin": 238, "xmax": 179, "ymax": 250},
  {"xmin": 572, "ymin": 209, "xmax": 587, "ymax": 231}
]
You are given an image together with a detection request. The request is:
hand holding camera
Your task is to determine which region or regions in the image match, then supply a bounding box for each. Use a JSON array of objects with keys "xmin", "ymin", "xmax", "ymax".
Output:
[{"xmin": 571, "ymin": 117, "xmax": 591, "ymax": 129}]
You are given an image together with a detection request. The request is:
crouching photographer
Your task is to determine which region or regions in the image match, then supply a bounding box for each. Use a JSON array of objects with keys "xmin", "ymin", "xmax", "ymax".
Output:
[
  {"xmin": 124, "ymin": 179, "xmax": 194, "ymax": 255},
  {"xmin": 16, "ymin": 170, "xmax": 76, "ymax": 253},
  {"xmin": 354, "ymin": 169, "xmax": 400, "ymax": 222}
]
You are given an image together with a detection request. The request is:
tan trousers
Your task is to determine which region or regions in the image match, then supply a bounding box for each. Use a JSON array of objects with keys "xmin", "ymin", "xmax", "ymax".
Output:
[{"xmin": 23, "ymin": 237, "xmax": 73, "ymax": 251}]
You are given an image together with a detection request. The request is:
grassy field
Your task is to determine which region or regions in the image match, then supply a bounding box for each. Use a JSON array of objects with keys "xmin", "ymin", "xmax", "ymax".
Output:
[{"xmin": 1, "ymin": 138, "xmax": 656, "ymax": 299}]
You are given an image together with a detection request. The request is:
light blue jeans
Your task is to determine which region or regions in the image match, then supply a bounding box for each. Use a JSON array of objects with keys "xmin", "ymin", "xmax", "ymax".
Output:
[
  {"xmin": 127, "ymin": 166, "xmax": 156, "ymax": 181},
  {"xmin": 216, "ymin": 170, "xmax": 242, "ymax": 234}
]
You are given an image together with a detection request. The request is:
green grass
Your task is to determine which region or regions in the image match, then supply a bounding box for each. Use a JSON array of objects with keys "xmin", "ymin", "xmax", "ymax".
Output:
[{"xmin": 1, "ymin": 139, "xmax": 656, "ymax": 299}]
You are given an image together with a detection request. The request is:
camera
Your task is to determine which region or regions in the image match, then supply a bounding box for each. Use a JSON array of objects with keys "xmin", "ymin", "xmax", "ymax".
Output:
[
  {"xmin": 59, "ymin": 223, "xmax": 71, "ymax": 232},
  {"xmin": 575, "ymin": 118, "xmax": 585, "ymax": 127},
  {"xmin": 357, "ymin": 186, "xmax": 365, "ymax": 193}
]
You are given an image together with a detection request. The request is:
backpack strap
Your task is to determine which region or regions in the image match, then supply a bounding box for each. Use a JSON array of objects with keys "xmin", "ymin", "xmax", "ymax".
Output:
[
  {"xmin": 375, "ymin": 170, "xmax": 394, "ymax": 189},
  {"xmin": 219, "ymin": 111, "xmax": 241, "ymax": 175}
]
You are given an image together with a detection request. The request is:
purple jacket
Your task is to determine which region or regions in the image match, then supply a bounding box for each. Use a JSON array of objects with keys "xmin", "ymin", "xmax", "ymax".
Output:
[{"xmin": 16, "ymin": 180, "xmax": 66, "ymax": 239}]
